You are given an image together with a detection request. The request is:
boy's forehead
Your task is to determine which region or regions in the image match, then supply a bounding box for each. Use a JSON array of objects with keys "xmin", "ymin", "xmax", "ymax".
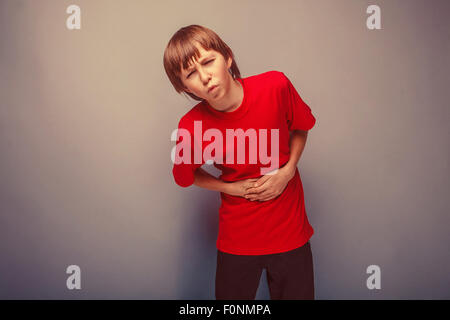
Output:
[
  {"xmin": 181, "ymin": 46, "xmax": 217, "ymax": 71},
  {"xmin": 193, "ymin": 49, "xmax": 214, "ymax": 62}
]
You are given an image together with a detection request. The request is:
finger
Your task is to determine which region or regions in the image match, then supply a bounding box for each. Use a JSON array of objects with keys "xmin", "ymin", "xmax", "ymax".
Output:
[
  {"xmin": 245, "ymin": 184, "xmax": 270, "ymax": 195},
  {"xmin": 254, "ymin": 175, "xmax": 271, "ymax": 188},
  {"xmin": 247, "ymin": 190, "xmax": 272, "ymax": 201},
  {"xmin": 265, "ymin": 191, "xmax": 284, "ymax": 201},
  {"xmin": 244, "ymin": 179, "xmax": 259, "ymax": 189},
  {"xmin": 242, "ymin": 178, "xmax": 257, "ymax": 186},
  {"xmin": 258, "ymin": 190, "xmax": 274, "ymax": 199},
  {"xmin": 245, "ymin": 193, "xmax": 264, "ymax": 201},
  {"xmin": 245, "ymin": 181, "xmax": 256, "ymax": 190},
  {"xmin": 244, "ymin": 192, "xmax": 258, "ymax": 200}
]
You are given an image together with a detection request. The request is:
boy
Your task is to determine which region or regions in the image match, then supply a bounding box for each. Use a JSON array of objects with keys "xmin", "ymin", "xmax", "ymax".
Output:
[{"xmin": 163, "ymin": 25, "xmax": 316, "ymax": 300}]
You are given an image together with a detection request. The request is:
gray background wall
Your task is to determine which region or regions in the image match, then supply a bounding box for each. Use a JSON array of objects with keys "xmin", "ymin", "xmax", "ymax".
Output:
[{"xmin": 0, "ymin": 0, "xmax": 449, "ymax": 299}]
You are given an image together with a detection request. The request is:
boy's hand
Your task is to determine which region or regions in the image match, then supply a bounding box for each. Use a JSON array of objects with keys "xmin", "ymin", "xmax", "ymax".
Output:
[
  {"xmin": 244, "ymin": 166, "xmax": 296, "ymax": 201},
  {"xmin": 224, "ymin": 178, "xmax": 259, "ymax": 197}
]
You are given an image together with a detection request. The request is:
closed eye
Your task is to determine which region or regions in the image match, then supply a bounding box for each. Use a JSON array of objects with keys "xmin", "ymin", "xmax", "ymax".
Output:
[{"xmin": 187, "ymin": 59, "xmax": 214, "ymax": 78}]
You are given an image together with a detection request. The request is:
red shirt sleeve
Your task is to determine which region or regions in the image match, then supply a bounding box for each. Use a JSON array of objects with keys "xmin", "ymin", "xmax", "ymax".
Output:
[
  {"xmin": 281, "ymin": 72, "xmax": 316, "ymax": 131},
  {"xmin": 172, "ymin": 116, "xmax": 204, "ymax": 187}
]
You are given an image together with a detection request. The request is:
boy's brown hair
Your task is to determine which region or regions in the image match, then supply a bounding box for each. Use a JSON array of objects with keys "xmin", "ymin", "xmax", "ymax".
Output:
[{"xmin": 163, "ymin": 25, "xmax": 241, "ymax": 101}]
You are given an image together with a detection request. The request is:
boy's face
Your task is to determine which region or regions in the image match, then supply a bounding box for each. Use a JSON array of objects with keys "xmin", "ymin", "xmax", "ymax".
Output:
[{"xmin": 179, "ymin": 42, "xmax": 233, "ymax": 102}]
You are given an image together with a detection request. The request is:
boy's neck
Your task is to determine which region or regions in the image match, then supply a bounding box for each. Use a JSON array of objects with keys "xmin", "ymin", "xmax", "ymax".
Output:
[{"xmin": 208, "ymin": 78, "xmax": 243, "ymax": 113}]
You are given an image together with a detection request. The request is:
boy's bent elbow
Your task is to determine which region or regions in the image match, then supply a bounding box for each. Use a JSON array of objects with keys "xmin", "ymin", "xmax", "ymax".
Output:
[
  {"xmin": 172, "ymin": 167, "xmax": 195, "ymax": 188},
  {"xmin": 175, "ymin": 180, "xmax": 194, "ymax": 188}
]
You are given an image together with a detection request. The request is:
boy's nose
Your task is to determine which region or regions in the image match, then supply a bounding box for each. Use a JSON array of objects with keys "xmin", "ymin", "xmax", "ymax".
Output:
[{"xmin": 198, "ymin": 68, "xmax": 211, "ymax": 82}]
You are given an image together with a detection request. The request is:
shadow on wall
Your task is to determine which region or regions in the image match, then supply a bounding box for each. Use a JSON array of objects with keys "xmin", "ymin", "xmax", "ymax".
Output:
[{"xmin": 172, "ymin": 176, "xmax": 221, "ymax": 299}]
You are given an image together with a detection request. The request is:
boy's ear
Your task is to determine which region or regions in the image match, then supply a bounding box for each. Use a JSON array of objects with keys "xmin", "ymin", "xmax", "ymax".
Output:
[
  {"xmin": 180, "ymin": 80, "xmax": 191, "ymax": 94},
  {"xmin": 227, "ymin": 56, "xmax": 232, "ymax": 69}
]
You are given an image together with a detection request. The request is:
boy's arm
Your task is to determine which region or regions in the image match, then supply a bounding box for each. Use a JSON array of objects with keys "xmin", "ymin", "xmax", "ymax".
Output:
[
  {"xmin": 194, "ymin": 168, "xmax": 258, "ymax": 197},
  {"xmin": 282, "ymin": 129, "xmax": 309, "ymax": 179},
  {"xmin": 193, "ymin": 168, "xmax": 230, "ymax": 193},
  {"xmin": 245, "ymin": 129, "xmax": 308, "ymax": 201}
]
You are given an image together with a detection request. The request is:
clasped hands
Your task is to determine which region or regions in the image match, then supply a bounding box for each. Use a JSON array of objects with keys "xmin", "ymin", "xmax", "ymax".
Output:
[{"xmin": 225, "ymin": 165, "xmax": 296, "ymax": 202}]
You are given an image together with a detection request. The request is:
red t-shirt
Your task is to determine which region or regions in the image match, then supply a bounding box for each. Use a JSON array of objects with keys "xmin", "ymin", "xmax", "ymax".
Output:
[{"xmin": 172, "ymin": 70, "xmax": 316, "ymax": 255}]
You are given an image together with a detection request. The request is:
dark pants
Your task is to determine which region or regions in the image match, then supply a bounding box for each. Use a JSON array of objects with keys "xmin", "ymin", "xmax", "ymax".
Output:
[{"xmin": 215, "ymin": 241, "xmax": 315, "ymax": 300}]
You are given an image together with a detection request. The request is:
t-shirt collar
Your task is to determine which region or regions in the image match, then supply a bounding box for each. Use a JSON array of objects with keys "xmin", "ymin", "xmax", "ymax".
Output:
[{"xmin": 201, "ymin": 77, "xmax": 248, "ymax": 120}]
